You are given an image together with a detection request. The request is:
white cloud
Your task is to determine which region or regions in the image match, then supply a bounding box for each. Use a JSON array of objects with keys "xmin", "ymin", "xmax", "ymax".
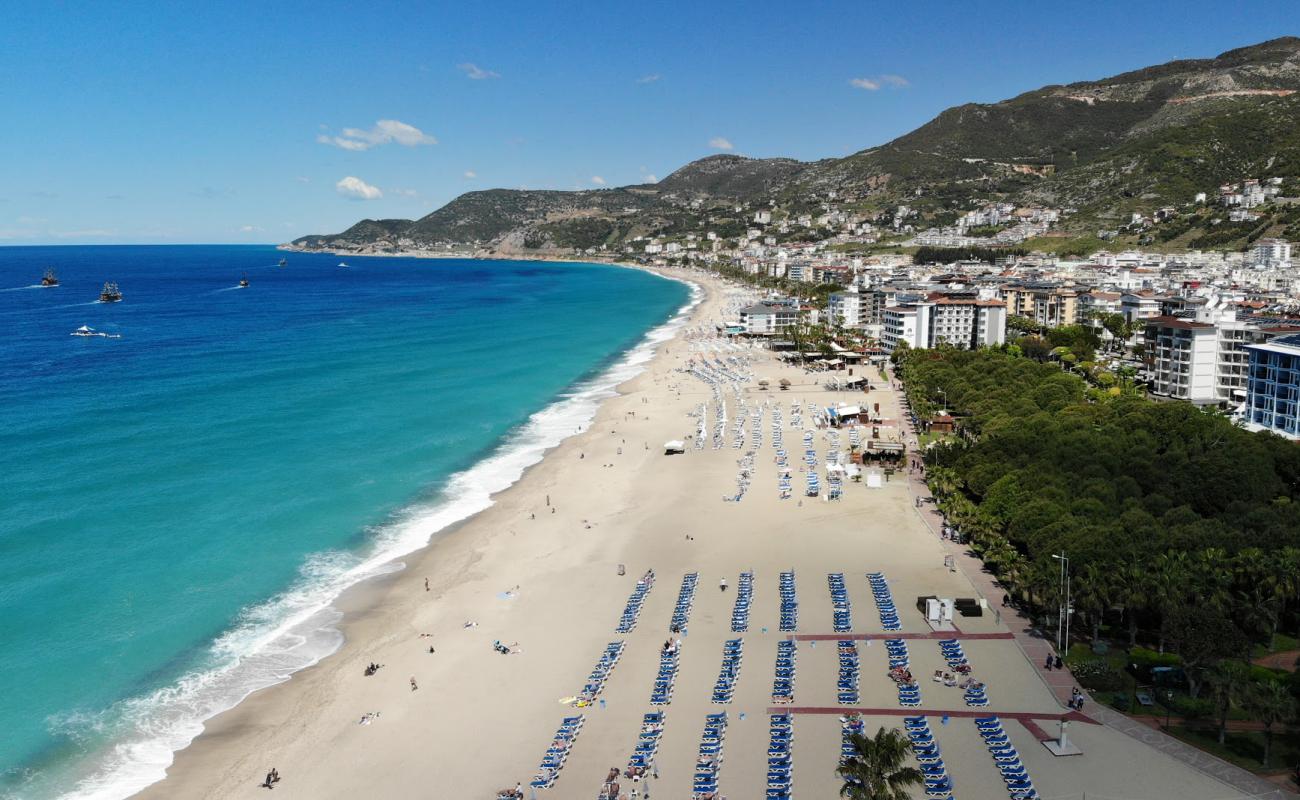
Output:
[
  {"xmin": 850, "ymin": 74, "xmax": 909, "ymax": 91},
  {"xmin": 636, "ymin": 73, "xmax": 661, "ymax": 84},
  {"xmin": 458, "ymin": 62, "xmax": 500, "ymax": 80},
  {"xmin": 336, "ymin": 176, "xmax": 383, "ymax": 200},
  {"xmin": 643, "ymin": 174, "xmax": 658, "ymax": 183},
  {"xmin": 591, "ymin": 176, "xmax": 606, "ymax": 186},
  {"xmin": 239, "ymin": 225, "xmax": 264, "ymax": 233},
  {"xmin": 317, "ymin": 119, "xmax": 437, "ymax": 151},
  {"xmin": 296, "ymin": 176, "xmax": 311, "ymax": 184},
  {"xmin": 393, "ymin": 188, "xmax": 418, "ymax": 198},
  {"xmin": 463, "ymin": 170, "xmax": 477, "ymax": 179},
  {"xmin": 709, "ymin": 137, "xmax": 734, "ymax": 151}
]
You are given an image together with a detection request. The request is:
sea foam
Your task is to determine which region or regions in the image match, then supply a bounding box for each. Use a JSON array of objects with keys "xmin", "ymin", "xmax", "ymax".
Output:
[{"xmin": 57, "ymin": 270, "xmax": 700, "ymax": 800}]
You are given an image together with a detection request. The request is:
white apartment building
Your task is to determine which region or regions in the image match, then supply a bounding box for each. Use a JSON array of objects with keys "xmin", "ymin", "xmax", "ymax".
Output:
[
  {"xmin": 1120, "ymin": 293, "xmax": 1162, "ymax": 324},
  {"xmin": 1253, "ymin": 238, "xmax": 1292, "ymax": 269},
  {"xmin": 828, "ymin": 290, "xmax": 862, "ymax": 328},
  {"xmin": 739, "ymin": 302, "xmax": 800, "ymax": 335},
  {"xmin": 881, "ymin": 295, "xmax": 1007, "ymax": 353},
  {"xmin": 1143, "ymin": 301, "xmax": 1255, "ymax": 405}
]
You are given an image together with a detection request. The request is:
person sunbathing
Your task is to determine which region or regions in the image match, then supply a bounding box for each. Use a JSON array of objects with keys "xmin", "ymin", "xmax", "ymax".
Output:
[
  {"xmin": 943, "ymin": 673, "xmax": 958, "ymax": 687},
  {"xmin": 933, "ymin": 669, "xmax": 943, "ymax": 682}
]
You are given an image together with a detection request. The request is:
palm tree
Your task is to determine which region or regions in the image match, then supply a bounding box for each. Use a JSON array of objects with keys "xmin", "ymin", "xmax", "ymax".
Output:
[
  {"xmin": 1073, "ymin": 563, "xmax": 1113, "ymax": 644},
  {"xmin": 837, "ymin": 726, "xmax": 924, "ymax": 800},
  {"xmin": 1113, "ymin": 560, "xmax": 1149, "ymax": 647},
  {"xmin": 1206, "ymin": 659, "xmax": 1251, "ymax": 745},
  {"xmin": 1244, "ymin": 679, "xmax": 1296, "ymax": 768}
]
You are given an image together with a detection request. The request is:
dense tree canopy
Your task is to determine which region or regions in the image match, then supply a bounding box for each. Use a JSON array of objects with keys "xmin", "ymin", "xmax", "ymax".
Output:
[{"xmin": 900, "ymin": 347, "xmax": 1300, "ymax": 678}]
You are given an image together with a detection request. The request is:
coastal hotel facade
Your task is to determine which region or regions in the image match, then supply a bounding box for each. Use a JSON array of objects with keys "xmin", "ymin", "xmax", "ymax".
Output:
[{"xmin": 1245, "ymin": 333, "xmax": 1300, "ymax": 440}]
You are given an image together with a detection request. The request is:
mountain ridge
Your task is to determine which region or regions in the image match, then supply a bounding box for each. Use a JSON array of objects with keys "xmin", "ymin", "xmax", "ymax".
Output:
[{"xmin": 291, "ymin": 36, "xmax": 1300, "ymax": 255}]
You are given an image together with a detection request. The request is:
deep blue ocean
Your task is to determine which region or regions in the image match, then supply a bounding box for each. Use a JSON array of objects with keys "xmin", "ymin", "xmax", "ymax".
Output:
[{"xmin": 0, "ymin": 245, "xmax": 691, "ymax": 799}]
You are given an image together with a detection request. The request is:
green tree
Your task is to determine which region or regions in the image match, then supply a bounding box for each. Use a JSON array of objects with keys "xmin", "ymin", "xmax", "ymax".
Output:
[
  {"xmin": 1244, "ymin": 679, "xmax": 1295, "ymax": 768},
  {"xmin": 1073, "ymin": 562, "xmax": 1114, "ymax": 644},
  {"xmin": 1206, "ymin": 660, "xmax": 1251, "ymax": 745},
  {"xmin": 836, "ymin": 726, "xmax": 924, "ymax": 800}
]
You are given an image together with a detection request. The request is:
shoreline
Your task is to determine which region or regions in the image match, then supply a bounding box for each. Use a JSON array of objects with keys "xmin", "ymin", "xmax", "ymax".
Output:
[
  {"xmin": 61, "ymin": 263, "xmax": 708, "ymax": 800},
  {"xmin": 275, "ymin": 242, "xmax": 647, "ymax": 268},
  {"xmin": 122, "ymin": 262, "xmax": 1243, "ymax": 800}
]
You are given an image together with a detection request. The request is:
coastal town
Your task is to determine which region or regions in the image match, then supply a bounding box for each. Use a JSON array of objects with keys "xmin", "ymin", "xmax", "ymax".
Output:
[{"xmin": 618, "ymin": 173, "xmax": 1300, "ymax": 440}]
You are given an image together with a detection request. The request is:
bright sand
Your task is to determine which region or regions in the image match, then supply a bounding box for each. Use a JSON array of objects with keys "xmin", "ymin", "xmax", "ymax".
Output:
[{"xmin": 137, "ymin": 269, "xmax": 1239, "ymax": 800}]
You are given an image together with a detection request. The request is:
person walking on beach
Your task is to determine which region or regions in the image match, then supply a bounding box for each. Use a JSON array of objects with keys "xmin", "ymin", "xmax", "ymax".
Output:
[
  {"xmin": 410, "ymin": 676, "xmax": 419, "ymax": 691},
  {"xmin": 719, "ymin": 577, "xmax": 728, "ymax": 592},
  {"xmin": 424, "ymin": 577, "xmax": 429, "ymax": 591}
]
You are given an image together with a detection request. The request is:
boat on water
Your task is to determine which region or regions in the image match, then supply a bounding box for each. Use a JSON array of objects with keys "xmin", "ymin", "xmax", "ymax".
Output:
[
  {"xmin": 41, "ymin": 268, "xmax": 59, "ymax": 287},
  {"xmin": 70, "ymin": 325, "xmax": 120, "ymax": 339},
  {"xmin": 99, "ymin": 282, "xmax": 123, "ymax": 303},
  {"xmin": 278, "ymin": 257, "xmax": 287, "ymax": 268},
  {"xmin": 239, "ymin": 274, "xmax": 250, "ymax": 288},
  {"xmin": 338, "ymin": 261, "xmax": 349, "ymax": 268}
]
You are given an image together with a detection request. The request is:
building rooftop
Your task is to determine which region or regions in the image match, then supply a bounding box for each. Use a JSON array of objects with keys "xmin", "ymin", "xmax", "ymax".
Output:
[{"xmin": 1145, "ymin": 315, "xmax": 1214, "ymax": 330}]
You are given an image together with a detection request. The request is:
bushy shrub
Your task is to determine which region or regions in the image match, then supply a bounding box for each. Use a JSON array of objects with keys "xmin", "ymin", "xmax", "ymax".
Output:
[{"xmin": 1072, "ymin": 659, "xmax": 1127, "ymax": 691}]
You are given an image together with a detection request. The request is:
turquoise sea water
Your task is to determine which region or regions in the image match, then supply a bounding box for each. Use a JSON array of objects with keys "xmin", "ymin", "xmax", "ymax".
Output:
[{"xmin": 0, "ymin": 246, "xmax": 691, "ymax": 799}]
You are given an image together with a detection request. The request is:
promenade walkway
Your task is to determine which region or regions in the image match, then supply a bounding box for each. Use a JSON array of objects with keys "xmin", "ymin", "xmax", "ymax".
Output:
[{"xmin": 891, "ymin": 380, "xmax": 1293, "ymax": 800}]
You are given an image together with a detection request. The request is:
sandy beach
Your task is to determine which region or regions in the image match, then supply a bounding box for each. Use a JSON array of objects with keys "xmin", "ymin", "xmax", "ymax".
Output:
[{"xmin": 136, "ymin": 268, "xmax": 1245, "ymax": 800}]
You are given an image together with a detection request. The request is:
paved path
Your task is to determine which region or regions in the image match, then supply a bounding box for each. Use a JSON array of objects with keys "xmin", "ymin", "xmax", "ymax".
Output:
[
  {"xmin": 791, "ymin": 631, "xmax": 1014, "ymax": 642},
  {"xmin": 774, "ymin": 705, "xmax": 1095, "ymax": 725},
  {"xmin": 891, "ymin": 385, "xmax": 1293, "ymax": 799}
]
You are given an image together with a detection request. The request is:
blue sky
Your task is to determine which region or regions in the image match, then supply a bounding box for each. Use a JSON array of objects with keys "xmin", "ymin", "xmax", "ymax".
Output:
[{"xmin": 1, "ymin": 1, "xmax": 1295, "ymax": 244}]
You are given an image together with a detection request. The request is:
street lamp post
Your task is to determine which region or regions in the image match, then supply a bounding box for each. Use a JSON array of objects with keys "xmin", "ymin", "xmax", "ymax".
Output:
[{"xmin": 1052, "ymin": 552, "xmax": 1070, "ymax": 654}]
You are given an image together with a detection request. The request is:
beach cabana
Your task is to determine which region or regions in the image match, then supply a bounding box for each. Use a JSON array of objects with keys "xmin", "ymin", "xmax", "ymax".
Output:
[
  {"xmin": 663, "ymin": 440, "xmax": 686, "ymax": 455},
  {"xmin": 861, "ymin": 441, "xmax": 905, "ymax": 464}
]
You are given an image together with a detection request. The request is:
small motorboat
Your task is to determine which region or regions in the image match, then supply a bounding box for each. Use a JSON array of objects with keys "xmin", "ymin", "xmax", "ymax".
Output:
[
  {"xmin": 338, "ymin": 261, "xmax": 349, "ymax": 268},
  {"xmin": 42, "ymin": 268, "xmax": 59, "ymax": 287},
  {"xmin": 70, "ymin": 325, "xmax": 120, "ymax": 339},
  {"xmin": 278, "ymin": 257, "xmax": 287, "ymax": 268},
  {"xmin": 239, "ymin": 274, "xmax": 249, "ymax": 288},
  {"xmin": 99, "ymin": 282, "xmax": 123, "ymax": 302}
]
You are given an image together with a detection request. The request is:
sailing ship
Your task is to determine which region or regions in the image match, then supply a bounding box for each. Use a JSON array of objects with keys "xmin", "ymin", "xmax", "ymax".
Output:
[
  {"xmin": 41, "ymin": 268, "xmax": 59, "ymax": 287},
  {"xmin": 99, "ymin": 282, "xmax": 123, "ymax": 303}
]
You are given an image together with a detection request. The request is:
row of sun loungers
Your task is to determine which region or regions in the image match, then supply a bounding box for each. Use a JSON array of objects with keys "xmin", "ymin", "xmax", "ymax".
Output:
[
  {"xmin": 530, "ymin": 715, "xmax": 584, "ymax": 789},
  {"xmin": 597, "ymin": 711, "xmax": 664, "ymax": 798},
  {"xmin": 868, "ymin": 571, "xmax": 902, "ymax": 631},
  {"xmin": 939, "ymin": 639, "xmax": 988, "ymax": 706},
  {"xmin": 615, "ymin": 570, "xmax": 655, "ymax": 633},
  {"xmin": 779, "ymin": 571, "xmax": 798, "ymax": 632},
  {"xmin": 731, "ymin": 571, "xmax": 754, "ymax": 632},
  {"xmin": 976, "ymin": 716, "xmax": 1039, "ymax": 799},
  {"xmin": 887, "ymin": 639, "xmax": 921, "ymax": 707},
  {"xmin": 692, "ymin": 712, "xmax": 728, "ymax": 797},
  {"xmin": 772, "ymin": 639, "xmax": 796, "ymax": 704},
  {"xmin": 767, "ymin": 713, "xmax": 793, "ymax": 798},
  {"xmin": 828, "ymin": 572, "xmax": 851, "ymax": 632},
  {"xmin": 905, "ymin": 716, "xmax": 955, "ymax": 799},
  {"xmin": 578, "ymin": 641, "xmax": 624, "ymax": 704},
  {"xmin": 840, "ymin": 713, "xmax": 865, "ymax": 774},
  {"xmin": 650, "ymin": 642, "xmax": 681, "ymax": 705},
  {"xmin": 711, "ymin": 639, "xmax": 743, "ymax": 703},
  {"xmin": 670, "ymin": 572, "xmax": 699, "ymax": 633},
  {"xmin": 837, "ymin": 640, "xmax": 860, "ymax": 704}
]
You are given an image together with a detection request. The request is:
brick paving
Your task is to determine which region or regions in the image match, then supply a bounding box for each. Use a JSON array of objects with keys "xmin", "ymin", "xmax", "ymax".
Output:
[{"xmin": 791, "ymin": 631, "xmax": 1014, "ymax": 642}]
